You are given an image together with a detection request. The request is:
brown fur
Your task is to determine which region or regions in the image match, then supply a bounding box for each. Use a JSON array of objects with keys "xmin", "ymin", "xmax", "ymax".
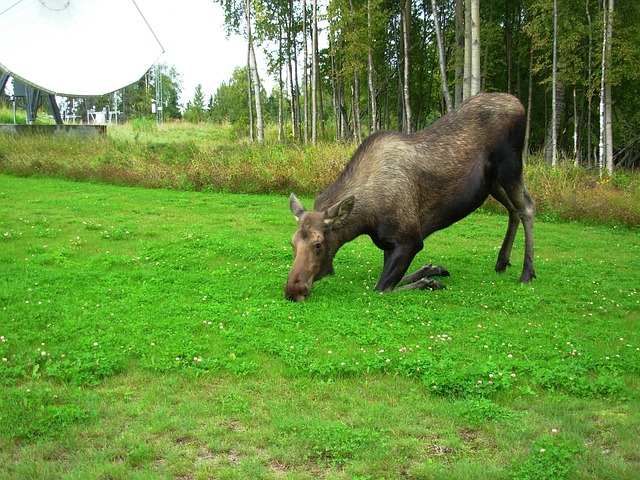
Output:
[{"xmin": 285, "ymin": 93, "xmax": 536, "ymax": 301}]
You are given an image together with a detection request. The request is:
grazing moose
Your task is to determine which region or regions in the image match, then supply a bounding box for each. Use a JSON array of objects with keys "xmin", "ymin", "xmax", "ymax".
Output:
[{"xmin": 284, "ymin": 92, "xmax": 536, "ymax": 302}]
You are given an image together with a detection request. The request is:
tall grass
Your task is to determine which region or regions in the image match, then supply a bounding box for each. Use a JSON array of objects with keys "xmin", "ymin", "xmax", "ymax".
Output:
[{"xmin": 0, "ymin": 121, "xmax": 638, "ymax": 227}]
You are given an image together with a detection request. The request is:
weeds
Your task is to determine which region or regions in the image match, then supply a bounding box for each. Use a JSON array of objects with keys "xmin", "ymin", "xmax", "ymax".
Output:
[
  {"xmin": 1, "ymin": 123, "xmax": 637, "ymax": 227},
  {"xmin": 513, "ymin": 434, "xmax": 580, "ymax": 480}
]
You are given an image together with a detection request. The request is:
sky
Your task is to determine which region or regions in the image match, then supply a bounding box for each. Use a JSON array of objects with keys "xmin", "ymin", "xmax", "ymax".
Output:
[{"xmin": 136, "ymin": 0, "xmax": 270, "ymax": 107}]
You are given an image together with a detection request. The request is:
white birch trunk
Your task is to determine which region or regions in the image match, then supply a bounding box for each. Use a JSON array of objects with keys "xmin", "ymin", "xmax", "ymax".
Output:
[
  {"xmin": 432, "ymin": 0, "xmax": 453, "ymax": 112},
  {"xmin": 402, "ymin": 0, "xmax": 412, "ymax": 133},
  {"xmin": 367, "ymin": 0, "xmax": 379, "ymax": 132},
  {"xmin": 463, "ymin": 0, "xmax": 471, "ymax": 100},
  {"xmin": 599, "ymin": 0, "xmax": 614, "ymax": 174},
  {"xmin": 470, "ymin": 0, "xmax": 481, "ymax": 96},
  {"xmin": 312, "ymin": 0, "xmax": 318, "ymax": 144},
  {"xmin": 551, "ymin": 0, "xmax": 558, "ymax": 167},
  {"xmin": 246, "ymin": 0, "xmax": 263, "ymax": 142}
]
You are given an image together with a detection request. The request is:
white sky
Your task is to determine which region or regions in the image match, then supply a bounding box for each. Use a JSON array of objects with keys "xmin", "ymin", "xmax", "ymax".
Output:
[{"xmin": 136, "ymin": 0, "xmax": 271, "ymax": 106}]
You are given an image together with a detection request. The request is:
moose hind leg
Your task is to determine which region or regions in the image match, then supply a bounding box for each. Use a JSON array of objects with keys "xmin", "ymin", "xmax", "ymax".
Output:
[
  {"xmin": 518, "ymin": 187, "xmax": 536, "ymax": 282},
  {"xmin": 495, "ymin": 181, "xmax": 536, "ymax": 282},
  {"xmin": 491, "ymin": 184, "xmax": 520, "ymax": 273}
]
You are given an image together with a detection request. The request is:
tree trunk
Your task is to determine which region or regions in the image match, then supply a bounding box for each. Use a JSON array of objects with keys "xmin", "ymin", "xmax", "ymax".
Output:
[
  {"xmin": 454, "ymin": 0, "xmax": 464, "ymax": 106},
  {"xmin": 353, "ymin": 70, "xmax": 362, "ymax": 143},
  {"xmin": 544, "ymin": 81, "xmax": 564, "ymax": 165},
  {"xmin": 504, "ymin": 0, "xmax": 512, "ymax": 94},
  {"xmin": 311, "ymin": 0, "xmax": 318, "ymax": 144},
  {"xmin": 585, "ymin": 0, "xmax": 593, "ymax": 167},
  {"xmin": 470, "ymin": 0, "xmax": 481, "ymax": 96},
  {"xmin": 302, "ymin": 0, "xmax": 309, "ymax": 143},
  {"xmin": 249, "ymin": 43, "xmax": 264, "ymax": 142},
  {"xmin": 524, "ymin": 44, "xmax": 534, "ymax": 165},
  {"xmin": 599, "ymin": 0, "xmax": 614, "ymax": 175},
  {"xmin": 245, "ymin": 0, "xmax": 263, "ymax": 142},
  {"xmin": 367, "ymin": 0, "xmax": 379, "ymax": 132},
  {"xmin": 432, "ymin": 0, "xmax": 453, "ymax": 112},
  {"xmin": 277, "ymin": 25, "xmax": 284, "ymax": 142},
  {"xmin": 573, "ymin": 87, "xmax": 580, "ymax": 165},
  {"xmin": 463, "ymin": 0, "xmax": 472, "ymax": 100},
  {"xmin": 402, "ymin": 0, "xmax": 412, "ymax": 133},
  {"xmin": 286, "ymin": 0, "xmax": 298, "ymax": 141},
  {"xmin": 550, "ymin": 0, "xmax": 558, "ymax": 166},
  {"xmin": 246, "ymin": 38, "xmax": 254, "ymax": 142}
]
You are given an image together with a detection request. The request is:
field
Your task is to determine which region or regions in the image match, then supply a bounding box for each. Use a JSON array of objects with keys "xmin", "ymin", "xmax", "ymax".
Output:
[{"xmin": 1, "ymin": 171, "xmax": 638, "ymax": 479}]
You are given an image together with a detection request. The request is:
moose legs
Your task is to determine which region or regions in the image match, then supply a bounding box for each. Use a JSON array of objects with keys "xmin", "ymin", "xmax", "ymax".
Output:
[
  {"xmin": 374, "ymin": 237, "xmax": 449, "ymax": 293},
  {"xmin": 491, "ymin": 181, "xmax": 536, "ymax": 283}
]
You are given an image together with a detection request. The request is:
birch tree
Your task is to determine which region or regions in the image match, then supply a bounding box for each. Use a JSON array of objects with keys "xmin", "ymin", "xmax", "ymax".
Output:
[
  {"xmin": 432, "ymin": 0, "xmax": 453, "ymax": 112},
  {"xmin": 463, "ymin": 0, "xmax": 472, "ymax": 99},
  {"xmin": 401, "ymin": 0, "xmax": 412, "ymax": 133},
  {"xmin": 454, "ymin": 0, "xmax": 464, "ymax": 106},
  {"xmin": 599, "ymin": 0, "xmax": 614, "ymax": 175},
  {"xmin": 463, "ymin": 0, "xmax": 481, "ymax": 99},
  {"xmin": 311, "ymin": 0, "xmax": 319, "ymax": 144},
  {"xmin": 550, "ymin": 0, "xmax": 558, "ymax": 166},
  {"xmin": 216, "ymin": 0, "xmax": 264, "ymax": 142},
  {"xmin": 470, "ymin": 0, "xmax": 481, "ymax": 96},
  {"xmin": 367, "ymin": 0, "xmax": 379, "ymax": 132}
]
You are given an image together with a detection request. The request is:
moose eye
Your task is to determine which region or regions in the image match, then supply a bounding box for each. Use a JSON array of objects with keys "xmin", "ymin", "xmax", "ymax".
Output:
[{"xmin": 313, "ymin": 242, "xmax": 323, "ymax": 255}]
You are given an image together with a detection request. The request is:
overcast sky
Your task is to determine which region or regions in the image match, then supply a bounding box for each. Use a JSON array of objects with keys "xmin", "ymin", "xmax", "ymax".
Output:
[{"xmin": 136, "ymin": 0, "xmax": 271, "ymax": 106}]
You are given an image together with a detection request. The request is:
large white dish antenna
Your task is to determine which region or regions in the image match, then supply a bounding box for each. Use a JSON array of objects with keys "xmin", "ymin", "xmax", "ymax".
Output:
[{"xmin": 0, "ymin": 0, "xmax": 164, "ymax": 96}]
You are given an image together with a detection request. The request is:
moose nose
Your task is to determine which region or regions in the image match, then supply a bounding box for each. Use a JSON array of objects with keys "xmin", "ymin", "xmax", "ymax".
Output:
[{"xmin": 284, "ymin": 279, "xmax": 310, "ymax": 302}]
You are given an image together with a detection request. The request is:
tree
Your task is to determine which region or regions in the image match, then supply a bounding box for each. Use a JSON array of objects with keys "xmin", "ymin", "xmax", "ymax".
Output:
[
  {"xmin": 599, "ymin": 0, "xmax": 614, "ymax": 174},
  {"xmin": 215, "ymin": 0, "xmax": 264, "ymax": 141},
  {"xmin": 209, "ymin": 67, "xmax": 252, "ymax": 124},
  {"xmin": 311, "ymin": 0, "xmax": 319, "ymax": 143},
  {"xmin": 401, "ymin": 0, "xmax": 412, "ymax": 133},
  {"xmin": 550, "ymin": 0, "xmax": 558, "ymax": 167},
  {"xmin": 184, "ymin": 84, "xmax": 207, "ymax": 123},
  {"xmin": 470, "ymin": 0, "xmax": 481, "ymax": 96},
  {"xmin": 454, "ymin": 0, "xmax": 464, "ymax": 106},
  {"xmin": 203, "ymin": 0, "xmax": 640, "ymax": 169},
  {"xmin": 432, "ymin": 0, "xmax": 452, "ymax": 112}
]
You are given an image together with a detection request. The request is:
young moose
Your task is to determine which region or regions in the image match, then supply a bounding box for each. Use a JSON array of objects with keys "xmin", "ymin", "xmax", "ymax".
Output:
[{"xmin": 285, "ymin": 93, "xmax": 536, "ymax": 302}]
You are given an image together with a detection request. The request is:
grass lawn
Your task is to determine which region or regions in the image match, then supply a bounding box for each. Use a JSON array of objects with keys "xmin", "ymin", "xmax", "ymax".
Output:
[{"xmin": 0, "ymin": 174, "xmax": 638, "ymax": 479}]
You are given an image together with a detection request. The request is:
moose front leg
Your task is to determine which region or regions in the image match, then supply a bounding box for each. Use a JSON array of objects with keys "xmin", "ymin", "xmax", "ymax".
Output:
[{"xmin": 374, "ymin": 241, "xmax": 423, "ymax": 293}]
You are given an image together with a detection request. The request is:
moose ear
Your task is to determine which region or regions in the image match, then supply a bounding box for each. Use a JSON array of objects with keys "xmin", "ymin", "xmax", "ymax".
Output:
[
  {"xmin": 324, "ymin": 195, "xmax": 355, "ymax": 228},
  {"xmin": 289, "ymin": 193, "xmax": 307, "ymax": 222}
]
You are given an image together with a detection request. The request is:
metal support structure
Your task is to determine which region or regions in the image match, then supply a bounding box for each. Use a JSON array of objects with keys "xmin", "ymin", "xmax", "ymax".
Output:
[
  {"xmin": 155, "ymin": 63, "xmax": 163, "ymax": 123},
  {"xmin": 0, "ymin": 71, "xmax": 9, "ymax": 93},
  {"xmin": 9, "ymin": 76, "xmax": 63, "ymax": 125}
]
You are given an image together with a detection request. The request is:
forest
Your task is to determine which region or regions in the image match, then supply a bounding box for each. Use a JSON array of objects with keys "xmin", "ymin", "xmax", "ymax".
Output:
[{"xmin": 210, "ymin": 0, "xmax": 639, "ymax": 171}]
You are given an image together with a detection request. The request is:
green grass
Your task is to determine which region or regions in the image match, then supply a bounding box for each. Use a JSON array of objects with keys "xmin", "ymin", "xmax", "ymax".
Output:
[{"xmin": 1, "ymin": 174, "xmax": 639, "ymax": 479}]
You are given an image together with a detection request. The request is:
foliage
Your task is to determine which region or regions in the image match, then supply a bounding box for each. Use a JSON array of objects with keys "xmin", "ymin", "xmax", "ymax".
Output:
[
  {"xmin": 183, "ymin": 83, "xmax": 207, "ymax": 123},
  {"xmin": 208, "ymin": 0, "xmax": 640, "ymax": 164},
  {"xmin": 512, "ymin": 435, "xmax": 580, "ymax": 480}
]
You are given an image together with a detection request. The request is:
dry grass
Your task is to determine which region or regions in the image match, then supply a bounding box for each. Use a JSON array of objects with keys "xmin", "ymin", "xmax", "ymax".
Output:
[{"xmin": 1, "ymin": 122, "xmax": 638, "ymax": 228}]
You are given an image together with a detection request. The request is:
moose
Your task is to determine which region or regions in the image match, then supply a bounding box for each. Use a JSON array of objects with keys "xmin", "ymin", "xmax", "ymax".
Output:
[{"xmin": 284, "ymin": 92, "xmax": 536, "ymax": 302}]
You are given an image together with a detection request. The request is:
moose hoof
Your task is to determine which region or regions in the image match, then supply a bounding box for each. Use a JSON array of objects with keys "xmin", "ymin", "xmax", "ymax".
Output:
[
  {"xmin": 431, "ymin": 265, "xmax": 450, "ymax": 277},
  {"xmin": 415, "ymin": 278, "xmax": 446, "ymax": 291}
]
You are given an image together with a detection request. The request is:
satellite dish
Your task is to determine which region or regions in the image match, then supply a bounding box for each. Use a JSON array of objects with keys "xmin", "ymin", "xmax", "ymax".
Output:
[{"xmin": 0, "ymin": 0, "xmax": 164, "ymax": 96}]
